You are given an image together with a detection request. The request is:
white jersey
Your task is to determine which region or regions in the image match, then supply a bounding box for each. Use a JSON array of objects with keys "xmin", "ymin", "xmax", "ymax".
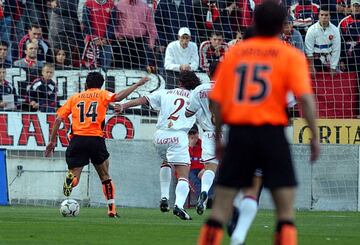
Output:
[
  {"xmin": 305, "ymin": 21, "xmax": 341, "ymax": 69},
  {"xmin": 146, "ymin": 88, "xmax": 196, "ymax": 132},
  {"xmin": 186, "ymin": 82, "xmax": 215, "ymax": 132}
]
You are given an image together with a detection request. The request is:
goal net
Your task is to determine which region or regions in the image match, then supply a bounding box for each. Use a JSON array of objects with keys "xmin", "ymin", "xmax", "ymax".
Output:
[{"xmin": 1, "ymin": 0, "xmax": 359, "ymax": 208}]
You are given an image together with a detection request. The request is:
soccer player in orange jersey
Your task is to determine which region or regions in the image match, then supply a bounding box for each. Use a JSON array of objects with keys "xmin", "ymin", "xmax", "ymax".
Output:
[
  {"xmin": 198, "ymin": 2, "xmax": 320, "ymax": 245},
  {"xmin": 45, "ymin": 72, "xmax": 148, "ymax": 218}
]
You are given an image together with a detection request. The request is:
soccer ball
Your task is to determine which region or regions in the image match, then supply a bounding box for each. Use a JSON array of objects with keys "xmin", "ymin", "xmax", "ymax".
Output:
[{"xmin": 60, "ymin": 199, "xmax": 80, "ymax": 217}]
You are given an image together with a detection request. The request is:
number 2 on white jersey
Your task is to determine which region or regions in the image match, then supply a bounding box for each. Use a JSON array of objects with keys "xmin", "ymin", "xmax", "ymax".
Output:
[{"xmin": 168, "ymin": 98, "xmax": 185, "ymax": 121}]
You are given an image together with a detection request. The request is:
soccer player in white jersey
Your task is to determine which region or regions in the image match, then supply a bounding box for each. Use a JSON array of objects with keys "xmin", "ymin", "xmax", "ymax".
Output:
[
  {"xmin": 185, "ymin": 61, "xmax": 219, "ymax": 215},
  {"xmin": 118, "ymin": 70, "xmax": 201, "ymax": 220}
]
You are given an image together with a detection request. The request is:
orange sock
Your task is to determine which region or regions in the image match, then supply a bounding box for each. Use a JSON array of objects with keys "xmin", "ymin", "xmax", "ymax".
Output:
[
  {"xmin": 275, "ymin": 221, "xmax": 297, "ymax": 245},
  {"xmin": 72, "ymin": 176, "xmax": 79, "ymax": 187},
  {"xmin": 198, "ymin": 220, "xmax": 223, "ymax": 245},
  {"xmin": 102, "ymin": 179, "xmax": 116, "ymax": 213},
  {"xmin": 280, "ymin": 224, "xmax": 297, "ymax": 245}
]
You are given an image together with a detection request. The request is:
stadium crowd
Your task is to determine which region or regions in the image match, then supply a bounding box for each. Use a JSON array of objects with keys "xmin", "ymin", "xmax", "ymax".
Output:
[{"xmin": 0, "ymin": 0, "xmax": 359, "ymax": 113}]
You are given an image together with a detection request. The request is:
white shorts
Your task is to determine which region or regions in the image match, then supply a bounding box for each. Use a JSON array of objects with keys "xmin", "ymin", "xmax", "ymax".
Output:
[
  {"xmin": 201, "ymin": 131, "xmax": 219, "ymax": 165},
  {"xmin": 153, "ymin": 130, "xmax": 190, "ymax": 165}
]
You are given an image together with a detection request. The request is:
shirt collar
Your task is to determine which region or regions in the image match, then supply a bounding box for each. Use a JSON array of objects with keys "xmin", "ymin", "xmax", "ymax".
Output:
[{"xmin": 25, "ymin": 57, "xmax": 37, "ymax": 67}]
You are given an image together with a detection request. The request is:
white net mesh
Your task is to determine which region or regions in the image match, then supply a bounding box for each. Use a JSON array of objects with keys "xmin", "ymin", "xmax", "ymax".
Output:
[{"xmin": 0, "ymin": 0, "xmax": 359, "ymax": 206}]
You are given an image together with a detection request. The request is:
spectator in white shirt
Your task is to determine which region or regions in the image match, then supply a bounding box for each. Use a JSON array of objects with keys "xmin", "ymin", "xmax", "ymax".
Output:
[
  {"xmin": 305, "ymin": 6, "xmax": 341, "ymax": 73},
  {"xmin": 164, "ymin": 27, "xmax": 199, "ymax": 88}
]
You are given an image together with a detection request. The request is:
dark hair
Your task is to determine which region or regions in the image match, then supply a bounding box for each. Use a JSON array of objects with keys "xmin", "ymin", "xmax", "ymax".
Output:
[
  {"xmin": 243, "ymin": 26, "xmax": 257, "ymax": 40},
  {"xmin": 0, "ymin": 40, "xmax": 9, "ymax": 48},
  {"xmin": 86, "ymin": 72, "xmax": 104, "ymax": 89},
  {"xmin": 43, "ymin": 63, "xmax": 55, "ymax": 70},
  {"xmin": 54, "ymin": 48, "xmax": 71, "ymax": 66},
  {"xmin": 320, "ymin": 5, "xmax": 330, "ymax": 12},
  {"xmin": 30, "ymin": 24, "xmax": 41, "ymax": 30},
  {"xmin": 210, "ymin": 31, "xmax": 223, "ymax": 38},
  {"xmin": 188, "ymin": 124, "xmax": 199, "ymax": 135},
  {"xmin": 208, "ymin": 61, "xmax": 219, "ymax": 79},
  {"xmin": 254, "ymin": 1, "xmax": 287, "ymax": 36},
  {"xmin": 178, "ymin": 70, "xmax": 201, "ymax": 90}
]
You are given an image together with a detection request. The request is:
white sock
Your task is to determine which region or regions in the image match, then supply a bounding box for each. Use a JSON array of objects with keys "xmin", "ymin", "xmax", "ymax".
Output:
[
  {"xmin": 201, "ymin": 170, "xmax": 215, "ymax": 194},
  {"xmin": 233, "ymin": 191, "xmax": 244, "ymax": 208},
  {"xmin": 174, "ymin": 178, "xmax": 189, "ymax": 209},
  {"xmin": 159, "ymin": 165, "xmax": 171, "ymax": 199},
  {"xmin": 230, "ymin": 197, "xmax": 258, "ymax": 245}
]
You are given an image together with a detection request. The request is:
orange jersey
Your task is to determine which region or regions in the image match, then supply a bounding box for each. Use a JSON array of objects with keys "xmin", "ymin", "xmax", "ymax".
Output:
[
  {"xmin": 210, "ymin": 37, "xmax": 313, "ymax": 126},
  {"xmin": 57, "ymin": 88, "xmax": 116, "ymax": 137}
]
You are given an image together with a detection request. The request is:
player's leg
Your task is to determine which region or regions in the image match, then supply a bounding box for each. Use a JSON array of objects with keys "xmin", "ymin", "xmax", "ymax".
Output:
[
  {"xmin": 198, "ymin": 185, "xmax": 238, "ymax": 245},
  {"xmin": 93, "ymin": 159, "xmax": 118, "ymax": 217},
  {"xmin": 230, "ymin": 175, "xmax": 262, "ymax": 245},
  {"xmin": 197, "ymin": 162, "xmax": 217, "ymax": 215},
  {"xmin": 172, "ymin": 164, "xmax": 192, "ymax": 220},
  {"xmin": 163, "ymin": 130, "xmax": 192, "ymax": 220},
  {"xmin": 271, "ymin": 187, "xmax": 297, "ymax": 245},
  {"xmin": 159, "ymin": 161, "xmax": 172, "ymax": 212},
  {"xmin": 89, "ymin": 136, "xmax": 118, "ymax": 217},
  {"xmin": 63, "ymin": 167, "xmax": 83, "ymax": 197},
  {"xmin": 154, "ymin": 130, "xmax": 173, "ymax": 212},
  {"xmin": 64, "ymin": 136, "xmax": 89, "ymax": 197},
  {"xmin": 188, "ymin": 169, "xmax": 202, "ymax": 200},
  {"xmin": 198, "ymin": 125, "xmax": 257, "ymax": 245},
  {"xmin": 262, "ymin": 126, "xmax": 298, "ymax": 245},
  {"xmin": 197, "ymin": 131, "xmax": 219, "ymax": 215}
]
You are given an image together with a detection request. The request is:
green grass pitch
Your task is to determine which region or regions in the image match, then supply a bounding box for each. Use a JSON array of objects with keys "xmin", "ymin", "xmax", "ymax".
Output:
[{"xmin": 1, "ymin": 206, "xmax": 360, "ymax": 244}]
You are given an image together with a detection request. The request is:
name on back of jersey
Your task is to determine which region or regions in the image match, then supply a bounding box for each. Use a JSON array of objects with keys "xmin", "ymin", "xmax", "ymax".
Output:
[
  {"xmin": 199, "ymin": 90, "xmax": 209, "ymax": 99},
  {"xmin": 166, "ymin": 89, "xmax": 190, "ymax": 98}
]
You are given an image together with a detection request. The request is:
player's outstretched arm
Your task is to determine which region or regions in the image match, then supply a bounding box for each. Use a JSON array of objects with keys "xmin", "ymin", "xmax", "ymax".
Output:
[
  {"xmin": 122, "ymin": 97, "xmax": 149, "ymax": 111},
  {"xmin": 114, "ymin": 77, "xmax": 149, "ymax": 102},
  {"xmin": 45, "ymin": 116, "xmax": 63, "ymax": 157},
  {"xmin": 299, "ymin": 93, "xmax": 320, "ymax": 162}
]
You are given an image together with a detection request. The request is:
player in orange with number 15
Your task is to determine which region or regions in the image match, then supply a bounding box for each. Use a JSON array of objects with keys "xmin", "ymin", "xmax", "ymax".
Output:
[
  {"xmin": 198, "ymin": 2, "xmax": 320, "ymax": 245},
  {"xmin": 45, "ymin": 72, "xmax": 149, "ymax": 218}
]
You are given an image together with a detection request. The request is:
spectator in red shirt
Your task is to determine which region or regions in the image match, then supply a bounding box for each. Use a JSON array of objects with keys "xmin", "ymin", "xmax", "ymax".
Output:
[
  {"xmin": 199, "ymin": 31, "xmax": 228, "ymax": 72},
  {"xmin": 18, "ymin": 24, "xmax": 53, "ymax": 63},
  {"xmin": 338, "ymin": 0, "xmax": 360, "ymax": 72},
  {"xmin": 290, "ymin": 0, "xmax": 320, "ymax": 36},
  {"xmin": 193, "ymin": 0, "xmax": 234, "ymax": 44},
  {"xmin": 188, "ymin": 125, "xmax": 204, "ymax": 201},
  {"xmin": 82, "ymin": 0, "xmax": 115, "ymax": 71},
  {"xmin": 336, "ymin": 0, "xmax": 352, "ymax": 25}
]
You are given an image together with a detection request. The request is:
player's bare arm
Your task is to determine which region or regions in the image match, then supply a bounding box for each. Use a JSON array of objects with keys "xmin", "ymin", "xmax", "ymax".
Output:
[
  {"xmin": 209, "ymin": 99, "xmax": 223, "ymax": 160},
  {"xmin": 299, "ymin": 93, "xmax": 320, "ymax": 162},
  {"xmin": 114, "ymin": 77, "xmax": 149, "ymax": 102},
  {"xmin": 114, "ymin": 97, "xmax": 149, "ymax": 114},
  {"xmin": 45, "ymin": 115, "xmax": 63, "ymax": 157}
]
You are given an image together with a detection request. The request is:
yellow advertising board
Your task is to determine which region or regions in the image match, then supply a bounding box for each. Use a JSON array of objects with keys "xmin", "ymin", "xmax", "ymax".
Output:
[{"xmin": 293, "ymin": 119, "xmax": 360, "ymax": 144}]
